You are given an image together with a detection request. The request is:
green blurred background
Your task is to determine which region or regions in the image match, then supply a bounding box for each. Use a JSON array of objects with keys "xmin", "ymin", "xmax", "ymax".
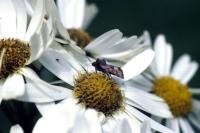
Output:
[{"xmin": 0, "ymin": 0, "xmax": 200, "ymax": 132}]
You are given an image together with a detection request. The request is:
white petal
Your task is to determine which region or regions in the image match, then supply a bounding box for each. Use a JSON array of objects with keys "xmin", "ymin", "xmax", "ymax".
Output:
[
  {"xmin": 125, "ymin": 75, "xmax": 153, "ymax": 92},
  {"xmin": 51, "ymin": 42, "xmax": 84, "ymax": 71},
  {"xmin": 125, "ymin": 81, "xmax": 153, "ymax": 92},
  {"xmin": 38, "ymin": 18, "xmax": 53, "ymax": 49},
  {"xmin": 25, "ymin": 0, "xmax": 45, "ymax": 41},
  {"xmin": 188, "ymin": 100, "xmax": 200, "ymax": 128},
  {"xmin": 180, "ymin": 61, "xmax": 199, "ymax": 84},
  {"xmin": 85, "ymin": 109, "xmax": 102, "ymax": 133},
  {"xmin": 39, "ymin": 48, "xmax": 79, "ymax": 86},
  {"xmin": 189, "ymin": 88, "xmax": 200, "ymax": 95},
  {"xmin": 110, "ymin": 113, "xmax": 141, "ymax": 133},
  {"xmin": 36, "ymin": 102, "xmax": 56, "ymax": 116},
  {"xmin": 1, "ymin": 73, "xmax": 25, "ymax": 100},
  {"xmin": 0, "ymin": 19, "xmax": 2, "ymax": 37},
  {"xmin": 45, "ymin": 0, "xmax": 70, "ymax": 41},
  {"xmin": 102, "ymin": 36, "xmax": 138, "ymax": 54},
  {"xmin": 33, "ymin": 98, "xmax": 80, "ymax": 133},
  {"xmin": 71, "ymin": 110, "xmax": 102, "ymax": 133},
  {"xmin": 98, "ymin": 50, "xmax": 136, "ymax": 62},
  {"xmin": 166, "ymin": 119, "xmax": 180, "ymax": 133},
  {"xmin": 16, "ymin": 68, "xmax": 72, "ymax": 103},
  {"xmin": 0, "ymin": 0, "xmax": 16, "ymax": 38},
  {"xmin": 83, "ymin": 109, "xmax": 102, "ymax": 133},
  {"xmin": 141, "ymin": 120, "xmax": 152, "ymax": 133},
  {"xmin": 122, "ymin": 49, "xmax": 155, "ymax": 81},
  {"xmin": 57, "ymin": 0, "xmax": 85, "ymax": 28},
  {"xmin": 179, "ymin": 118, "xmax": 195, "ymax": 133},
  {"xmin": 102, "ymin": 118, "xmax": 116, "ymax": 133},
  {"xmin": 126, "ymin": 105, "xmax": 175, "ymax": 133},
  {"xmin": 154, "ymin": 35, "xmax": 166, "ymax": 76},
  {"xmin": 24, "ymin": 0, "xmax": 34, "ymax": 16},
  {"xmin": 70, "ymin": 113, "xmax": 90, "ymax": 133},
  {"xmin": 82, "ymin": 3, "xmax": 98, "ymax": 29},
  {"xmin": 112, "ymin": 119, "xmax": 132, "ymax": 133},
  {"xmin": 28, "ymin": 33, "xmax": 44, "ymax": 64},
  {"xmin": 188, "ymin": 112, "xmax": 200, "ymax": 130},
  {"xmin": 154, "ymin": 35, "xmax": 172, "ymax": 76},
  {"xmin": 33, "ymin": 115, "xmax": 69, "ymax": 133},
  {"xmin": 9, "ymin": 124, "xmax": 24, "ymax": 133},
  {"xmin": 192, "ymin": 99, "xmax": 200, "ymax": 111},
  {"xmin": 63, "ymin": 44, "xmax": 91, "ymax": 67},
  {"xmin": 85, "ymin": 29, "xmax": 122, "ymax": 51},
  {"xmin": 133, "ymin": 74, "xmax": 153, "ymax": 87},
  {"xmin": 125, "ymin": 91, "xmax": 173, "ymax": 118},
  {"xmin": 123, "ymin": 86, "xmax": 163, "ymax": 102},
  {"xmin": 142, "ymin": 31, "xmax": 152, "ymax": 46},
  {"xmin": 13, "ymin": 0, "xmax": 27, "ymax": 40},
  {"xmin": 97, "ymin": 38, "xmax": 151, "ymax": 62},
  {"xmin": 171, "ymin": 54, "xmax": 190, "ymax": 80},
  {"xmin": 68, "ymin": 40, "xmax": 87, "ymax": 55},
  {"xmin": 165, "ymin": 43, "xmax": 173, "ymax": 75},
  {"xmin": 150, "ymin": 115, "xmax": 163, "ymax": 125}
]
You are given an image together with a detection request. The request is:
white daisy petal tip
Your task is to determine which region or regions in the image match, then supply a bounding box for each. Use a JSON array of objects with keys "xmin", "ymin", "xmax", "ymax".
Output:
[
  {"xmin": 84, "ymin": 29, "xmax": 122, "ymax": 51},
  {"xmin": 1, "ymin": 74, "xmax": 25, "ymax": 100},
  {"xmin": 10, "ymin": 124, "xmax": 24, "ymax": 133},
  {"xmin": 143, "ymin": 30, "xmax": 151, "ymax": 45},
  {"xmin": 122, "ymin": 49, "xmax": 155, "ymax": 81},
  {"xmin": 155, "ymin": 34, "xmax": 166, "ymax": 45}
]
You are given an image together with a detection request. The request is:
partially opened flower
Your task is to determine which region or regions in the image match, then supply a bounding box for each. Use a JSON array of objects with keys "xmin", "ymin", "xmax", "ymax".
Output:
[
  {"xmin": 37, "ymin": 45, "xmax": 175, "ymax": 133},
  {"xmin": 56, "ymin": 0, "xmax": 98, "ymax": 49},
  {"xmin": 0, "ymin": 0, "xmax": 68, "ymax": 103},
  {"xmin": 44, "ymin": 0, "xmax": 152, "ymax": 66},
  {"xmin": 130, "ymin": 35, "xmax": 199, "ymax": 132}
]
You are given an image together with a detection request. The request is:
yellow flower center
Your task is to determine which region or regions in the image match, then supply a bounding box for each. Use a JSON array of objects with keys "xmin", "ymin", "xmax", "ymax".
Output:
[
  {"xmin": 0, "ymin": 39, "xmax": 30, "ymax": 79},
  {"xmin": 67, "ymin": 28, "xmax": 92, "ymax": 49},
  {"xmin": 154, "ymin": 76, "xmax": 192, "ymax": 117},
  {"xmin": 73, "ymin": 72, "xmax": 124, "ymax": 116}
]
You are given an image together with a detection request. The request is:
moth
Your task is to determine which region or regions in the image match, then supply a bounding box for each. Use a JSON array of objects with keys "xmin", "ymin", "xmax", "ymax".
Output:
[{"xmin": 92, "ymin": 58, "xmax": 124, "ymax": 79}]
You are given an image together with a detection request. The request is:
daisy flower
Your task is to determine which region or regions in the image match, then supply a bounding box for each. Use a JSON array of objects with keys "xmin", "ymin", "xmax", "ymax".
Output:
[
  {"xmin": 37, "ymin": 44, "xmax": 175, "ymax": 133},
  {"xmin": 0, "ymin": 0, "xmax": 69, "ymax": 103},
  {"xmin": 130, "ymin": 35, "xmax": 199, "ymax": 133}
]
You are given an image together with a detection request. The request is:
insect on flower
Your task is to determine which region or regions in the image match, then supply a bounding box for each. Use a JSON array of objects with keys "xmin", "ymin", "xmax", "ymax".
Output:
[{"xmin": 92, "ymin": 58, "xmax": 124, "ymax": 79}]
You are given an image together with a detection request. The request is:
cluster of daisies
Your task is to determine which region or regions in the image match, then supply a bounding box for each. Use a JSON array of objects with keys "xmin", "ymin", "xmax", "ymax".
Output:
[{"xmin": 0, "ymin": 0, "xmax": 199, "ymax": 133}]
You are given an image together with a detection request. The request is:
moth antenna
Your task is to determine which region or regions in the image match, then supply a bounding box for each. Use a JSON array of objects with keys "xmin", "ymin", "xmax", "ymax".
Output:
[
  {"xmin": 80, "ymin": 64, "xmax": 88, "ymax": 73},
  {"xmin": 86, "ymin": 56, "xmax": 93, "ymax": 63}
]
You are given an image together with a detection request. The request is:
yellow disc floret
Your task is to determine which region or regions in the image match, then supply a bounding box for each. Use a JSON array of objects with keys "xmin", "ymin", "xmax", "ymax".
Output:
[
  {"xmin": 73, "ymin": 72, "xmax": 124, "ymax": 116},
  {"xmin": 67, "ymin": 28, "xmax": 92, "ymax": 49},
  {"xmin": 0, "ymin": 38, "xmax": 30, "ymax": 79},
  {"xmin": 154, "ymin": 76, "xmax": 192, "ymax": 117}
]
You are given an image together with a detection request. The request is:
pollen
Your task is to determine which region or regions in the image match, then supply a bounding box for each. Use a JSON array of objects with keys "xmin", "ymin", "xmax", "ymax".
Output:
[
  {"xmin": 67, "ymin": 28, "xmax": 92, "ymax": 49},
  {"xmin": 0, "ymin": 38, "xmax": 31, "ymax": 79},
  {"xmin": 153, "ymin": 76, "xmax": 192, "ymax": 117},
  {"xmin": 73, "ymin": 72, "xmax": 124, "ymax": 116}
]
